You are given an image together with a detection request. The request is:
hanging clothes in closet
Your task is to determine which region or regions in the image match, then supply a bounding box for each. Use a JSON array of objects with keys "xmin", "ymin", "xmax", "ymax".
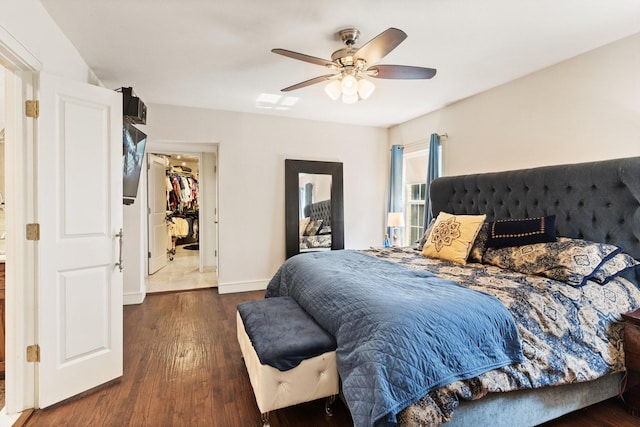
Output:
[
  {"xmin": 166, "ymin": 169, "xmax": 199, "ymax": 212},
  {"xmin": 166, "ymin": 167, "xmax": 200, "ymax": 249}
]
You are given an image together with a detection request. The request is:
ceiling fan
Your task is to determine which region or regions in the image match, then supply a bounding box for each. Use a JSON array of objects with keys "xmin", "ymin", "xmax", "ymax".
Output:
[{"xmin": 271, "ymin": 27, "xmax": 436, "ymax": 104}]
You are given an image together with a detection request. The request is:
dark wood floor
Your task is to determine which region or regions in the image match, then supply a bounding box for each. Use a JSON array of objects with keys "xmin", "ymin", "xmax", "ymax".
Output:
[{"xmin": 22, "ymin": 289, "xmax": 640, "ymax": 426}]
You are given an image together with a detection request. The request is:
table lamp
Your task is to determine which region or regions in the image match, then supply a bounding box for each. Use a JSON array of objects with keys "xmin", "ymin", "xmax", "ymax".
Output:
[{"xmin": 387, "ymin": 212, "xmax": 405, "ymax": 247}]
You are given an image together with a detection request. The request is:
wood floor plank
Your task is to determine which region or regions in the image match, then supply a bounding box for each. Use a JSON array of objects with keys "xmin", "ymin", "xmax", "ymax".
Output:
[{"xmin": 23, "ymin": 289, "xmax": 640, "ymax": 426}]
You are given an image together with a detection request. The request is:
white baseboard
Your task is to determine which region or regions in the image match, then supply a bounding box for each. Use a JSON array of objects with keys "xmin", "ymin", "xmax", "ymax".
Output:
[
  {"xmin": 0, "ymin": 407, "xmax": 20, "ymax": 427},
  {"xmin": 123, "ymin": 291, "xmax": 146, "ymax": 305},
  {"xmin": 217, "ymin": 279, "xmax": 268, "ymax": 294}
]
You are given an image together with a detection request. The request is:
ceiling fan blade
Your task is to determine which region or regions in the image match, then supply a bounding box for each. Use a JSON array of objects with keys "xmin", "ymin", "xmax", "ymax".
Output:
[
  {"xmin": 281, "ymin": 74, "xmax": 336, "ymax": 92},
  {"xmin": 354, "ymin": 28, "xmax": 407, "ymax": 65},
  {"xmin": 368, "ymin": 65, "xmax": 437, "ymax": 79},
  {"xmin": 271, "ymin": 48, "xmax": 336, "ymax": 68}
]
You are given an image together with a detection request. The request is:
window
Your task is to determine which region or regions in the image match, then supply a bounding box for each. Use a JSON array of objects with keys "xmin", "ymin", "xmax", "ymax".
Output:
[
  {"xmin": 406, "ymin": 183, "xmax": 426, "ymax": 245},
  {"xmin": 399, "ymin": 140, "xmax": 441, "ymax": 247},
  {"xmin": 402, "ymin": 149, "xmax": 428, "ymax": 246}
]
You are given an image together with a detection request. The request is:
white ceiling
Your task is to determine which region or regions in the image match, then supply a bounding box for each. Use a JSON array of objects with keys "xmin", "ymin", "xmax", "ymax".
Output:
[{"xmin": 40, "ymin": 0, "xmax": 640, "ymax": 128}]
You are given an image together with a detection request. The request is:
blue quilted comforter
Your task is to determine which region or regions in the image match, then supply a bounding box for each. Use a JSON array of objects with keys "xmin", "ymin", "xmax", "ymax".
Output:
[{"xmin": 265, "ymin": 250, "xmax": 524, "ymax": 427}]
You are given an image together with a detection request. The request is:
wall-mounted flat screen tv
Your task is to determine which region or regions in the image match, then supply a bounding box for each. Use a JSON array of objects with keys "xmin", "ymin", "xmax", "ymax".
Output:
[{"xmin": 122, "ymin": 122, "xmax": 147, "ymax": 205}]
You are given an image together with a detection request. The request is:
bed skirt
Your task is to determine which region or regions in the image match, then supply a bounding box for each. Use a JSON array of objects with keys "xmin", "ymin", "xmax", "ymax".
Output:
[{"xmin": 444, "ymin": 372, "xmax": 623, "ymax": 426}]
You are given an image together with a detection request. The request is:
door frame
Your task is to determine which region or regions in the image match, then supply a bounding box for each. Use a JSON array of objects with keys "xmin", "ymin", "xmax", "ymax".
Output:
[
  {"xmin": 147, "ymin": 151, "xmax": 204, "ymax": 273},
  {"xmin": 146, "ymin": 153, "xmax": 169, "ymax": 275},
  {"xmin": 144, "ymin": 142, "xmax": 218, "ymax": 279},
  {"xmin": 0, "ymin": 24, "xmax": 41, "ymax": 416}
]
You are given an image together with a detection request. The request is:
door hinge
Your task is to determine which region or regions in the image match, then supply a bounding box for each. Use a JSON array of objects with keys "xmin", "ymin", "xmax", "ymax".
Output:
[
  {"xmin": 26, "ymin": 223, "xmax": 40, "ymax": 241},
  {"xmin": 27, "ymin": 344, "xmax": 40, "ymax": 362},
  {"xmin": 25, "ymin": 100, "xmax": 40, "ymax": 118},
  {"xmin": 148, "ymin": 252, "xmax": 151, "ymax": 259},
  {"xmin": 215, "ymin": 250, "xmax": 217, "ymax": 257}
]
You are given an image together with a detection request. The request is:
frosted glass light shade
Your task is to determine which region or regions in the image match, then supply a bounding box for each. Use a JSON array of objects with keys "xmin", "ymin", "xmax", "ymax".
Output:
[
  {"xmin": 357, "ymin": 78, "xmax": 375, "ymax": 99},
  {"xmin": 324, "ymin": 80, "xmax": 342, "ymax": 101},
  {"xmin": 387, "ymin": 212, "xmax": 405, "ymax": 227},
  {"xmin": 341, "ymin": 92, "xmax": 358, "ymax": 104},
  {"xmin": 341, "ymin": 75, "xmax": 358, "ymax": 96}
]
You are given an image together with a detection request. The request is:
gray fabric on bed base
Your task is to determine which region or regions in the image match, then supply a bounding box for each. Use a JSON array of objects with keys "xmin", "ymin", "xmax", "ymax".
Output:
[
  {"xmin": 430, "ymin": 157, "xmax": 640, "ymax": 283},
  {"xmin": 444, "ymin": 372, "xmax": 623, "ymax": 426}
]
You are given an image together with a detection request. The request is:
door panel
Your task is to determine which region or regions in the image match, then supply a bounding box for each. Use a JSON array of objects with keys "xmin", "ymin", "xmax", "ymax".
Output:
[
  {"xmin": 37, "ymin": 73, "xmax": 123, "ymax": 408},
  {"xmin": 148, "ymin": 154, "xmax": 168, "ymax": 274}
]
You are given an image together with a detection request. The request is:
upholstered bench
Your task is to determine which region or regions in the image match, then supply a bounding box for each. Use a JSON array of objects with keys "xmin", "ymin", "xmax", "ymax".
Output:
[{"xmin": 237, "ymin": 297, "xmax": 339, "ymax": 427}]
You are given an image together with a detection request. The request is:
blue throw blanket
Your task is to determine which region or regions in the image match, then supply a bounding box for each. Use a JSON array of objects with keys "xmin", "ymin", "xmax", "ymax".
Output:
[
  {"xmin": 237, "ymin": 296, "xmax": 336, "ymax": 371},
  {"xmin": 265, "ymin": 250, "xmax": 523, "ymax": 427}
]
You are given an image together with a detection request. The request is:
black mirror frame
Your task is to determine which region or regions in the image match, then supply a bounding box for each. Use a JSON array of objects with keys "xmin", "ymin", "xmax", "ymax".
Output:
[{"xmin": 285, "ymin": 159, "xmax": 344, "ymax": 259}]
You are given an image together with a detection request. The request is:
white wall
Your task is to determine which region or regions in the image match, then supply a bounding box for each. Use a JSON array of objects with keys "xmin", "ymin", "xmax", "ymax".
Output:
[
  {"xmin": 389, "ymin": 32, "xmax": 640, "ymax": 176},
  {"xmin": 123, "ymin": 198, "xmax": 146, "ymax": 304},
  {"xmin": 145, "ymin": 105, "xmax": 388, "ymax": 293},
  {"xmin": 0, "ymin": 66, "xmax": 4, "ymax": 130},
  {"xmin": 1, "ymin": 0, "xmax": 97, "ymax": 84}
]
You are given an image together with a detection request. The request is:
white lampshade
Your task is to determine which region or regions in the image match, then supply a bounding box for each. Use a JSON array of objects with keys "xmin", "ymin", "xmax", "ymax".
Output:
[
  {"xmin": 387, "ymin": 212, "xmax": 405, "ymax": 227},
  {"xmin": 341, "ymin": 92, "xmax": 358, "ymax": 104},
  {"xmin": 341, "ymin": 75, "xmax": 358, "ymax": 96},
  {"xmin": 357, "ymin": 78, "xmax": 375, "ymax": 99},
  {"xmin": 324, "ymin": 80, "xmax": 342, "ymax": 101}
]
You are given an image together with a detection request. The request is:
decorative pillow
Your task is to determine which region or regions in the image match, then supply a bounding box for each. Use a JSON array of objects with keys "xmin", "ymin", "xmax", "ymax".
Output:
[
  {"xmin": 299, "ymin": 217, "xmax": 310, "ymax": 235},
  {"xmin": 304, "ymin": 219, "xmax": 323, "ymax": 236},
  {"xmin": 467, "ymin": 222, "xmax": 489, "ymax": 263},
  {"xmin": 421, "ymin": 212, "xmax": 486, "ymax": 264},
  {"xmin": 486, "ymin": 215, "xmax": 557, "ymax": 248},
  {"xmin": 416, "ymin": 219, "xmax": 436, "ymax": 251},
  {"xmin": 482, "ymin": 237, "xmax": 621, "ymax": 287},
  {"xmin": 591, "ymin": 252, "xmax": 640, "ymax": 285},
  {"xmin": 317, "ymin": 225, "xmax": 332, "ymax": 235}
]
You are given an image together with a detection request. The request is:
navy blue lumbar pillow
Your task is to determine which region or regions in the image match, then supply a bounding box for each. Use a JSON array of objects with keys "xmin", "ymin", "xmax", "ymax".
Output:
[{"xmin": 487, "ymin": 215, "xmax": 556, "ymax": 248}]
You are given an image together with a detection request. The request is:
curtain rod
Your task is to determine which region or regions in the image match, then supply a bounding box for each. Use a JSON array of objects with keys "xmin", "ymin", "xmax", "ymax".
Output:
[{"xmin": 394, "ymin": 133, "xmax": 448, "ymax": 150}]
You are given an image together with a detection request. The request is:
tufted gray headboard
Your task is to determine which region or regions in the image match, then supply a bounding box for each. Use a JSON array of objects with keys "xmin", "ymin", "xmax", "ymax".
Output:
[
  {"xmin": 303, "ymin": 199, "xmax": 332, "ymax": 226},
  {"xmin": 430, "ymin": 157, "xmax": 640, "ymax": 277}
]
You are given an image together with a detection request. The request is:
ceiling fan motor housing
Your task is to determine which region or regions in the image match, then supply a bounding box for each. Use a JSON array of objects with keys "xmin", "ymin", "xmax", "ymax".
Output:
[
  {"xmin": 338, "ymin": 28, "xmax": 360, "ymax": 46},
  {"xmin": 331, "ymin": 47, "xmax": 359, "ymax": 67}
]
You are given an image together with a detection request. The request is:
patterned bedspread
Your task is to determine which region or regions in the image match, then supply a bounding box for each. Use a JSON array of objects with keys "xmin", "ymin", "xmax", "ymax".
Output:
[
  {"xmin": 266, "ymin": 250, "xmax": 523, "ymax": 426},
  {"xmin": 362, "ymin": 247, "xmax": 640, "ymax": 426},
  {"xmin": 299, "ymin": 234, "xmax": 331, "ymax": 249}
]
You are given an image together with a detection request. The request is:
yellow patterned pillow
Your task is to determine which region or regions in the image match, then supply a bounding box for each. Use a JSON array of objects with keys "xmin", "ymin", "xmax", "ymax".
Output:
[{"xmin": 421, "ymin": 212, "xmax": 486, "ymax": 264}]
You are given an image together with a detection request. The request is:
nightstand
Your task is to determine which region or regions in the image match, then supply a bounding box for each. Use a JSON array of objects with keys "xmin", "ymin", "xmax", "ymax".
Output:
[{"xmin": 622, "ymin": 308, "xmax": 640, "ymax": 417}]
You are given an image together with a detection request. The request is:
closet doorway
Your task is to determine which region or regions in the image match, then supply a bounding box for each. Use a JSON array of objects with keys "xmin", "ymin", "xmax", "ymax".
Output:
[{"xmin": 146, "ymin": 151, "xmax": 218, "ymax": 293}]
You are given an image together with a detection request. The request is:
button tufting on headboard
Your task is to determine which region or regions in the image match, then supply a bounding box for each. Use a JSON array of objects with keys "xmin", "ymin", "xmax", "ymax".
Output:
[
  {"xmin": 430, "ymin": 158, "xmax": 640, "ymax": 275},
  {"xmin": 304, "ymin": 200, "xmax": 332, "ymax": 226}
]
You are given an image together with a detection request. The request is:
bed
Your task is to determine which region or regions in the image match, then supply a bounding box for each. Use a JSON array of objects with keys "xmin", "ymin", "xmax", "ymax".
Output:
[
  {"xmin": 266, "ymin": 156, "xmax": 640, "ymax": 426},
  {"xmin": 299, "ymin": 199, "xmax": 332, "ymax": 249}
]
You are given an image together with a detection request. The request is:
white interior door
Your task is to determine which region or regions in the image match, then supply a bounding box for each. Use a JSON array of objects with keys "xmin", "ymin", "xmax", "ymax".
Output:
[
  {"xmin": 36, "ymin": 73, "xmax": 123, "ymax": 408},
  {"xmin": 148, "ymin": 154, "xmax": 168, "ymax": 274}
]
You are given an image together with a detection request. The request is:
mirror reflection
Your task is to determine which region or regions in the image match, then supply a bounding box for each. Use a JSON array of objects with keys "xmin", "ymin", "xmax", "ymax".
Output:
[
  {"xmin": 285, "ymin": 159, "xmax": 343, "ymax": 259},
  {"xmin": 298, "ymin": 173, "xmax": 332, "ymax": 251}
]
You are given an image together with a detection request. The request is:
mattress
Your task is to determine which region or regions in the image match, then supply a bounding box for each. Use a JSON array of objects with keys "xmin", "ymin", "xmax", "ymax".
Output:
[{"xmin": 363, "ymin": 247, "xmax": 640, "ymax": 425}]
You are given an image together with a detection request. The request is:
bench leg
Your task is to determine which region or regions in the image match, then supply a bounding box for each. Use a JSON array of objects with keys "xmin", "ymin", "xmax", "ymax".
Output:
[
  {"xmin": 261, "ymin": 411, "xmax": 270, "ymax": 427},
  {"xmin": 325, "ymin": 394, "xmax": 336, "ymax": 416}
]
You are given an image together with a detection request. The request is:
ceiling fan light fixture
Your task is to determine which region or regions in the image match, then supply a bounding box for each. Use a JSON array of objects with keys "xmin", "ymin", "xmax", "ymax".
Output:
[
  {"xmin": 357, "ymin": 78, "xmax": 375, "ymax": 99},
  {"xmin": 341, "ymin": 75, "xmax": 358, "ymax": 96},
  {"xmin": 324, "ymin": 80, "xmax": 342, "ymax": 100},
  {"xmin": 341, "ymin": 92, "xmax": 359, "ymax": 104}
]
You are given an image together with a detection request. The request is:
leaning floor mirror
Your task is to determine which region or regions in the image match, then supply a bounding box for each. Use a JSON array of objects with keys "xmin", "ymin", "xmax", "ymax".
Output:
[{"xmin": 285, "ymin": 159, "xmax": 344, "ymax": 259}]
